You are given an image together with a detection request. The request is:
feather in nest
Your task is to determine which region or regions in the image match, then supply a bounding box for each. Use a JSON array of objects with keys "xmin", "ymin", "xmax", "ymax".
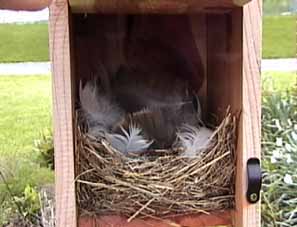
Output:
[
  {"xmin": 79, "ymin": 80, "xmax": 124, "ymax": 138},
  {"xmin": 106, "ymin": 124, "xmax": 153, "ymax": 153},
  {"xmin": 176, "ymin": 124, "xmax": 214, "ymax": 158},
  {"xmin": 113, "ymin": 103, "xmax": 197, "ymax": 149}
]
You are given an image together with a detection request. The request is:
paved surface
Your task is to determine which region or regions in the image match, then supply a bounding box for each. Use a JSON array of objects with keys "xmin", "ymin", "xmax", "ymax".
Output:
[
  {"xmin": 0, "ymin": 62, "xmax": 51, "ymax": 75},
  {"xmin": 261, "ymin": 58, "xmax": 297, "ymax": 72},
  {"xmin": 0, "ymin": 59, "xmax": 296, "ymax": 75}
]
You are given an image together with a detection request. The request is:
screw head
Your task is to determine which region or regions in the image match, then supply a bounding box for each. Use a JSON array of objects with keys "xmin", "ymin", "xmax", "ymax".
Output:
[{"xmin": 250, "ymin": 193, "xmax": 258, "ymax": 202}]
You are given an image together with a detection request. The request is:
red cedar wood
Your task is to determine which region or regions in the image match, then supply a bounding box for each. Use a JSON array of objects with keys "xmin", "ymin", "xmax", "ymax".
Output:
[
  {"xmin": 190, "ymin": 14, "xmax": 208, "ymax": 119},
  {"xmin": 79, "ymin": 211, "xmax": 233, "ymax": 227},
  {"xmin": 49, "ymin": 0, "xmax": 77, "ymax": 227},
  {"xmin": 206, "ymin": 1, "xmax": 261, "ymax": 226},
  {"xmin": 68, "ymin": 0, "xmax": 252, "ymax": 13},
  {"xmin": 235, "ymin": 0, "xmax": 262, "ymax": 226},
  {"xmin": 50, "ymin": 0, "xmax": 261, "ymax": 226}
]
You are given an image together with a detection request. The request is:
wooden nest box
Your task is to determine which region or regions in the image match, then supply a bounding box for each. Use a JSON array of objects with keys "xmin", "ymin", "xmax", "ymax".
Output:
[{"xmin": 49, "ymin": 0, "xmax": 262, "ymax": 226}]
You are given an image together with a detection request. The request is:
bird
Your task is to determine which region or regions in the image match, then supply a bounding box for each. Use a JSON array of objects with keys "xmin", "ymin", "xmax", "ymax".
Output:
[{"xmin": 112, "ymin": 94, "xmax": 201, "ymax": 149}]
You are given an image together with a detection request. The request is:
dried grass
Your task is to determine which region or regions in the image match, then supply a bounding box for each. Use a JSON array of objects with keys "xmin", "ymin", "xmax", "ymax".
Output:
[{"xmin": 75, "ymin": 112, "xmax": 237, "ymax": 221}]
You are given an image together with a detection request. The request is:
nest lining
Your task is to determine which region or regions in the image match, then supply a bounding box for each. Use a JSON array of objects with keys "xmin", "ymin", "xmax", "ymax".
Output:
[{"xmin": 75, "ymin": 112, "xmax": 237, "ymax": 221}]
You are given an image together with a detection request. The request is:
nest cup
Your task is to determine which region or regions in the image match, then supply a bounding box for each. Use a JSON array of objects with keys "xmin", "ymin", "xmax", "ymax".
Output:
[{"xmin": 75, "ymin": 111, "xmax": 237, "ymax": 221}]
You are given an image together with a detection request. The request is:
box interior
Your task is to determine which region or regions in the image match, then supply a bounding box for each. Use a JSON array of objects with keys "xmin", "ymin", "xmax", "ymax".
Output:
[{"xmin": 70, "ymin": 12, "xmax": 243, "ymax": 123}]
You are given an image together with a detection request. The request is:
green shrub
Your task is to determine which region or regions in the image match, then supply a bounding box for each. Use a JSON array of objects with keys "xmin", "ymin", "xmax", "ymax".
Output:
[
  {"xmin": 14, "ymin": 185, "xmax": 41, "ymax": 222},
  {"xmin": 34, "ymin": 129, "xmax": 54, "ymax": 170},
  {"xmin": 0, "ymin": 156, "xmax": 54, "ymax": 225},
  {"xmin": 261, "ymin": 85, "xmax": 297, "ymax": 226}
]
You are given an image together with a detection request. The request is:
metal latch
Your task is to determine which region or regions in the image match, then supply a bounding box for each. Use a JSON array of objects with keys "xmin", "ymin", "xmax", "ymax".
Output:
[{"xmin": 246, "ymin": 158, "xmax": 262, "ymax": 204}]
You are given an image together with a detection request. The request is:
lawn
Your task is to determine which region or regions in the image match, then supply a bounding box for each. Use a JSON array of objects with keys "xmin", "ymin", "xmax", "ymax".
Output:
[
  {"xmin": 0, "ymin": 75, "xmax": 52, "ymax": 155},
  {"xmin": 262, "ymin": 71, "xmax": 297, "ymax": 91},
  {"xmin": 0, "ymin": 75, "xmax": 54, "ymax": 225},
  {"xmin": 0, "ymin": 15, "xmax": 295, "ymax": 63},
  {"xmin": 0, "ymin": 23, "xmax": 49, "ymax": 63},
  {"xmin": 263, "ymin": 15, "xmax": 297, "ymax": 59}
]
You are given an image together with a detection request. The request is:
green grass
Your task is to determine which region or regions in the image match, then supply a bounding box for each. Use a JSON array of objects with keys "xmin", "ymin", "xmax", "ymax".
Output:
[
  {"xmin": 0, "ymin": 75, "xmax": 52, "ymax": 156},
  {"xmin": 0, "ymin": 75, "xmax": 53, "ymax": 225},
  {"xmin": 262, "ymin": 72, "xmax": 297, "ymax": 91},
  {"xmin": 0, "ymin": 23, "xmax": 49, "ymax": 63},
  {"xmin": 263, "ymin": 15, "xmax": 297, "ymax": 59}
]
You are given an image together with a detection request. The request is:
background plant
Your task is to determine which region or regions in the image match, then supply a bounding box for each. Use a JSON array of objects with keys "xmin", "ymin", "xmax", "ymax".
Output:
[
  {"xmin": 261, "ymin": 77, "xmax": 297, "ymax": 227},
  {"xmin": 34, "ymin": 129, "xmax": 54, "ymax": 170}
]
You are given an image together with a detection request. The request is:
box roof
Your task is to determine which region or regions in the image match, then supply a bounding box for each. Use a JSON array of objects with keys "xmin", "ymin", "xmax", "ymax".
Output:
[{"xmin": 69, "ymin": 0, "xmax": 253, "ymax": 14}]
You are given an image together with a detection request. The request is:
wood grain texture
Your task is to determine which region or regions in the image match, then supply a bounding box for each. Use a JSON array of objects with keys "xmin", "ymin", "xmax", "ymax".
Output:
[
  {"xmin": 206, "ymin": 1, "xmax": 261, "ymax": 225},
  {"xmin": 235, "ymin": 0, "xmax": 262, "ymax": 226},
  {"xmin": 68, "ymin": 0, "xmax": 252, "ymax": 13},
  {"xmin": 49, "ymin": 1, "xmax": 77, "ymax": 227},
  {"xmin": 190, "ymin": 14, "xmax": 208, "ymax": 120},
  {"xmin": 79, "ymin": 211, "xmax": 232, "ymax": 227},
  {"xmin": 206, "ymin": 13, "xmax": 242, "ymax": 122},
  {"xmin": 72, "ymin": 14, "xmax": 205, "ymax": 95}
]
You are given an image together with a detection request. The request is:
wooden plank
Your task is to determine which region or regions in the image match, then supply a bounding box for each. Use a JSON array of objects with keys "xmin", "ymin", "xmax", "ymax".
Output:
[
  {"xmin": 235, "ymin": 0, "xmax": 262, "ymax": 226},
  {"xmin": 0, "ymin": 0, "xmax": 51, "ymax": 11},
  {"xmin": 49, "ymin": 1, "xmax": 77, "ymax": 227},
  {"xmin": 189, "ymin": 14, "xmax": 208, "ymax": 119},
  {"xmin": 68, "ymin": 0, "xmax": 252, "ymax": 13},
  {"xmin": 206, "ymin": 13, "xmax": 242, "ymax": 122},
  {"xmin": 79, "ymin": 210, "xmax": 233, "ymax": 227}
]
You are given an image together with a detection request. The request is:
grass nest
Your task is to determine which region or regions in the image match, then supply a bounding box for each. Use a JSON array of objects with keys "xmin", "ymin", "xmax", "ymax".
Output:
[{"xmin": 75, "ymin": 112, "xmax": 237, "ymax": 221}]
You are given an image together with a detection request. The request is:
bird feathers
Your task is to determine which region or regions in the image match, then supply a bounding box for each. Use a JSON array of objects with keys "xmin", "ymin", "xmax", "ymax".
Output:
[
  {"xmin": 79, "ymin": 80, "xmax": 124, "ymax": 137},
  {"xmin": 106, "ymin": 124, "xmax": 153, "ymax": 153},
  {"xmin": 176, "ymin": 125, "xmax": 213, "ymax": 157},
  {"xmin": 78, "ymin": 73, "xmax": 212, "ymax": 156}
]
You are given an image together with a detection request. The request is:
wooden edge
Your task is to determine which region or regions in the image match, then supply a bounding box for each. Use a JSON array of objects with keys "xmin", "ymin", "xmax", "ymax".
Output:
[
  {"xmin": 68, "ymin": 0, "xmax": 247, "ymax": 14},
  {"xmin": 49, "ymin": 0, "xmax": 77, "ymax": 227},
  {"xmin": 235, "ymin": 0, "xmax": 262, "ymax": 226},
  {"xmin": 78, "ymin": 210, "xmax": 233, "ymax": 227},
  {"xmin": 232, "ymin": 0, "xmax": 252, "ymax": 6}
]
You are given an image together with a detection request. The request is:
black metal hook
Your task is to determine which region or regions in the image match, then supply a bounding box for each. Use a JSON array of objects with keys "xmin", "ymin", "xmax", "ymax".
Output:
[{"xmin": 246, "ymin": 158, "xmax": 262, "ymax": 204}]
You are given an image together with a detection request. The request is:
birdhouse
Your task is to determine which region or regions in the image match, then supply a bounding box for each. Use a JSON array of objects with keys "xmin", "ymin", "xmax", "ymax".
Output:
[{"xmin": 49, "ymin": 0, "xmax": 262, "ymax": 226}]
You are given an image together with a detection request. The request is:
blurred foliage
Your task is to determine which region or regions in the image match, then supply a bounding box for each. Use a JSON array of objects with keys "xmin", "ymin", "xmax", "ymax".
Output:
[
  {"xmin": 264, "ymin": 0, "xmax": 297, "ymax": 15},
  {"xmin": 14, "ymin": 185, "xmax": 41, "ymax": 222},
  {"xmin": 34, "ymin": 129, "xmax": 54, "ymax": 170},
  {"xmin": 261, "ymin": 79, "xmax": 297, "ymax": 226},
  {"xmin": 263, "ymin": 15, "xmax": 297, "ymax": 59},
  {"xmin": 0, "ymin": 23, "xmax": 49, "ymax": 63},
  {"xmin": 0, "ymin": 156, "xmax": 53, "ymax": 225}
]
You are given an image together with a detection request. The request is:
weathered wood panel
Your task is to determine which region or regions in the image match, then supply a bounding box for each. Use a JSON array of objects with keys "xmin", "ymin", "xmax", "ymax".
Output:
[
  {"xmin": 69, "ymin": 0, "xmax": 252, "ymax": 13},
  {"xmin": 79, "ymin": 211, "xmax": 233, "ymax": 227},
  {"xmin": 206, "ymin": 1, "xmax": 261, "ymax": 225},
  {"xmin": 190, "ymin": 14, "xmax": 208, "ymax": 119},
  {"xmin": 206, "ymin": 13, "xmax": 242, "ymax": 122},
  {"xmin": 49, "ymin": 0, "xmax": 77, "ymax": 227},
  {"xmin": 235, "ymin": 0, "xmax": 262, "ymax": 226}
]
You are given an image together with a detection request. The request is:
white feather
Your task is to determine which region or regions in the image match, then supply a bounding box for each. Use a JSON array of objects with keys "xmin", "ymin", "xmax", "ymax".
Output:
[
  {"xmin": 106, "ymin": 124, "xmax": 153, "ymax": 153},
  {"xmin": 79, "ymin": 80, "xmax": 123, "ymax": 137},
  {"xmin": 177, "ymin": 125, "xmax": 214, "ymax": 158}
]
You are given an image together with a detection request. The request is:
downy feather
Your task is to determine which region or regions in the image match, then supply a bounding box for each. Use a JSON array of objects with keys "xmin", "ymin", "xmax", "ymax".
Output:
[
  {"xmin": 106, "ymin": 124, "xmax": 153, "ymax": 153},
  {"xmin": 177, "ymin": 125, "xmax": 214, "ymax": 157},
  {"xmin": 79, "ymin": 80, "xmax": 123, "ymax": 137}
]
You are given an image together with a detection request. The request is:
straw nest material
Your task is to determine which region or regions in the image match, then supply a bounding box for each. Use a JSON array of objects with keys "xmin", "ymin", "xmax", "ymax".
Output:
[{"xmin": 75, "ymin": 112, "xmax": 237, "ymax": 220}]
